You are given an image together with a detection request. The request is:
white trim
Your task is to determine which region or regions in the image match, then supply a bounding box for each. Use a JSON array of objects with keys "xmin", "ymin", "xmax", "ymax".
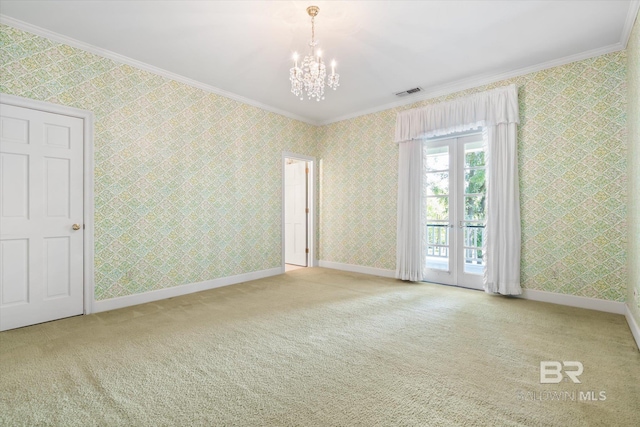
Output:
[
  {"xmin": 621, "ymin": 1, "xmax": 640, "ymax": 49},
  {"xmin": 318, "ymin": 260, "xmax": 396, "ymax": 278},
  {"xmin": 625, "ymin": 305, "xmax": 640, "ymax": 351},
  {"xmin": 93, "ymin": 267, "xmax": 282, "ymax": 313},
  {"xmin": 0, "ymin": 15, "xmax": 318, "ymax": 126},
  {"xmin": 518, "ymin": 289, "xmax": 625, "ymax": 315},
  {"xmin": 0, "ymin": 93, "xmax": 96, "ymax": 315},
  {"xmin": 282, "ymin": 152, "xmax": 318, "ymax": 270},
  {"xmin": 319, "ymin": 43, "xmax": 624, "ymax": 126}
]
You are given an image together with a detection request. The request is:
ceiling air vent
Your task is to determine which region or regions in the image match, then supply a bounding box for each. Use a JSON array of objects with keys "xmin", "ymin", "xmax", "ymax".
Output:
[{"xmin": 395, "ymin": 87, "xmax": 422, "ymax": 97}]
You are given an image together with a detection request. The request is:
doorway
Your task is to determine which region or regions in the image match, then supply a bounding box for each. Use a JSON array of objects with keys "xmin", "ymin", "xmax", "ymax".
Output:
[
  {"xmin": 0, "ymin": 95, "xmax": 94, "ymax": 331},
  {"xmin": 423, "ymin": 132, "xmax": 486, "ymax": 290},
  {"xmin": 282, "ymin": 152, "xmax": 315, "ymax": 272}
]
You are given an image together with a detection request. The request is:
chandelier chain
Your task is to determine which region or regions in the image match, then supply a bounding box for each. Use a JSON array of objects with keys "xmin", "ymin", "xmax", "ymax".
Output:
[{"xmin": 311, "ymin": 16, "xmax": 315, "ymax": 45}]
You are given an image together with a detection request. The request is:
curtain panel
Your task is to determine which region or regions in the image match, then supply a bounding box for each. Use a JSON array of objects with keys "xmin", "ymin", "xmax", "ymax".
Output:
[
  {"xmin": 396, "ymin": 140, "xmax": 425, "ymax": 281},
  {"xmin": 394, "ymin": 84, "xmax": 522, "ymax": 295}
]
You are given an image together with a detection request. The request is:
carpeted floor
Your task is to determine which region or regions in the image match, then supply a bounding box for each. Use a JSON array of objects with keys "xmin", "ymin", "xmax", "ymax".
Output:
[{"xmin": 1, "ymin": 268, "xmax": 639, "ymax": 426}]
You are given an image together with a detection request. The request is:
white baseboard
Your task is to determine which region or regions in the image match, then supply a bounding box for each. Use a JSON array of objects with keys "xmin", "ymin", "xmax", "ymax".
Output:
[
  {"xmin": 625, "ymin": 305, "xmax": 640, "ymax": 351},
  {"xmin": 318, "ymin": 260, "xmax": 396, "ymax": 278},
  {"xmin": 315, "ymin": 263, "xmax": 629, "ymax": 319},
  {"xmin": 519, "ymin": 289, "xmax": 626, "ymax": 315},
  {"xmin": 93, "ymin": 267, "xmax": 282, "ymax": 313}
]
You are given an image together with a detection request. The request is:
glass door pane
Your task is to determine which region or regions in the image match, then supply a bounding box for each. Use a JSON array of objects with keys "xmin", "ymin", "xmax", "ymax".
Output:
[
  {"xmin": 461, "ymin": 140, "xmax": 486, "ymax": 276},
  {"xmin": 424, "ymin": 145, "xmax": 450, "ymax": 272}
]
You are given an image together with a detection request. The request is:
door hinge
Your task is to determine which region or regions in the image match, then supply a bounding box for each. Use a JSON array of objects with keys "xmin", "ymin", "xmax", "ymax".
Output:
[
  {"xmin": 305, "ymin": 208, "xmax": 309, "ymax": 213},
  {"xmin": 305, "ymin": 248, "xmax": 309, "ymax": 254},
  {"xmin": 305, "ymin": 167, "xmax": 309, "ymax": 174}
]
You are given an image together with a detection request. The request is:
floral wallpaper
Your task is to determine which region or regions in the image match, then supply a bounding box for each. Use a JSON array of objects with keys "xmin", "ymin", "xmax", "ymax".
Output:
[
  {"xmin": 0, "ymin": 25, "xmax": 318, "ymax": 300},
  {"xmin": 319, "ymin": 51, "xmax": 628, "ymax": 302},
  {"xmin": 627, "ymin": 14, "xmax": 640, "ymax": 324}
]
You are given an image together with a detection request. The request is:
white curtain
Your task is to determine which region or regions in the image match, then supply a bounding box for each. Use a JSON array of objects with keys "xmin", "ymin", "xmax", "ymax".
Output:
[
  {"xmin": 395, "ymin": 84, "xmax": 522, "ymax": 295},
  {"xmin": 396, "ymin": 140, "xmax": 424, "ymax": 281},
  {"xmin": 483, "ymin": 123, "xmax": 522, "ymax": 294}
]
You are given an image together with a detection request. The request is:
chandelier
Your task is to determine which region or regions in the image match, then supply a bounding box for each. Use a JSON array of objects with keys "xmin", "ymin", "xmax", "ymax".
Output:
[{"xmin": 289, "ymin": 6, "xmax": 340, "ymax": 101}]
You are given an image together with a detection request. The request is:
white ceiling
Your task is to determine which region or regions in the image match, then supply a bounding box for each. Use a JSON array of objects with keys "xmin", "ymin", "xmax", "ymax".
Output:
[{"xmin": 1, "ymin": 1, "xmax": 638, "ymax": 125}]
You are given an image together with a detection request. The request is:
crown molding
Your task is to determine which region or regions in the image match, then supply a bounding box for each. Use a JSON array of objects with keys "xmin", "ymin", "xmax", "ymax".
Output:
[
  {"xmin": 621, "ymin": 0, "xmax": 640, "ymax": 48},
  {"xmin": 0, "ymin": 15, "xmax": 320, "ymax": 126},
  {"xmin": 318, "ymin": 41, "xmax": 625, "ymax": 126},
  {"xmin": 2, "ymin": 3, "xmax": 637, "ymax": 129}
]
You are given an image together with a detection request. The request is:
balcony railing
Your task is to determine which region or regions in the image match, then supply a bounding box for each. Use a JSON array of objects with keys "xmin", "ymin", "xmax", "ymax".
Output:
[{"xmin": 426, "ymin": 223, "xmax": 485, "ymax": 274}]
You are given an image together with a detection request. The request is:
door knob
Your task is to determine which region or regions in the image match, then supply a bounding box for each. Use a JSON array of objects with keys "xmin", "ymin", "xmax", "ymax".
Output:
[{"xmin": 72, "ymin": 224, "xmax": 81, "ymax": 231}]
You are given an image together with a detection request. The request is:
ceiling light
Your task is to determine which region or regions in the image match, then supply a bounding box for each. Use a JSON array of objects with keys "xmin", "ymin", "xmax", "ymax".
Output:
[{"xmin": 289, "ymin": 6, "xmax": 340, "ymax": 101}]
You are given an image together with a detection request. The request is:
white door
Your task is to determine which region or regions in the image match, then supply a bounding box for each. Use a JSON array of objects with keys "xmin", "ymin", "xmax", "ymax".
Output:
[
  {"xmin": 423, "ymin": 133, "xmax": 486, "ymax": 290},
  {"xmin": 284, "ymin": 159, "xmax": 307, "ymax": 266},
  {"xmin": 0, "ymin": 104, "xmax": 84, "ymax": 331}
]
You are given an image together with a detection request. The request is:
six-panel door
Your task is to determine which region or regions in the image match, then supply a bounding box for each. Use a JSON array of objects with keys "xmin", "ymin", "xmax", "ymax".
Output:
[
  {"xmin": 0, "ymin": 104, "xmax": 84, "ymax": 331},
  {"xmin": 284, "ymin": 159, "xmax": 307, "ymax": 267}
]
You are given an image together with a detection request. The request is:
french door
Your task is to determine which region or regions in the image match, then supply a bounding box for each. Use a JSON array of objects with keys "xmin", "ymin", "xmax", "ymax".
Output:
[{"xmin": 423, "ymin": 132, "xmax": 486, "ymax": 290}]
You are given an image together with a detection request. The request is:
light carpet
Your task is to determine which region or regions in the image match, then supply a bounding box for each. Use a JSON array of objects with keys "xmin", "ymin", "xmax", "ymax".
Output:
[{"xmin": 1, "ymin": 268, "xmax": 639, "ymax": 426}]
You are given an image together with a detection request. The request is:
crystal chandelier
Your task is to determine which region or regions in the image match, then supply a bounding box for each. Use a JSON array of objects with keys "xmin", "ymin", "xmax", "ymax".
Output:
[{"xmin": 289, "ymin": 6, "xmax": 340, "ymax": 101}]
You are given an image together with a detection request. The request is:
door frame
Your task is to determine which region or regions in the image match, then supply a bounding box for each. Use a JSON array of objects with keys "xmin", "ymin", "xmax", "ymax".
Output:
[
  {"xmin": 281, "ymin": 152, "xmax": 317, "ymax": 271},
  {"xmin": 1, "ymin": 93, "xmax": 95, "ymax": 314}
]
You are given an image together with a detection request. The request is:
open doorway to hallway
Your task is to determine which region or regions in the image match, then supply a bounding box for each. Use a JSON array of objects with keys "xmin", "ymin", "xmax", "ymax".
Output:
[{"xmin": 282, "ymin": 153, "xmax": 315, "ymax": 272}]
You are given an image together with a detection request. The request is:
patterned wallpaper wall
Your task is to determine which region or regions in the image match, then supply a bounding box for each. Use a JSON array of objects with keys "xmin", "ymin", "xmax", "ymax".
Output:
[
  {"xmin": 319, "ymin": 51, "xmax": 628, "ymax": 302},
  {"xmin": 627, "ymin": 15, "xmax": 640, "ymax": 324},
  {"xmin": 0, "ymin": 25, "xmax": 318, "ymax": 300},
  {"xmin": 0, "ymin": 24, "xmax": 631, "ymax": 304},
  {"xmin": 318, "ymin": 113, "xmax": 398, "ymax": 269}
]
